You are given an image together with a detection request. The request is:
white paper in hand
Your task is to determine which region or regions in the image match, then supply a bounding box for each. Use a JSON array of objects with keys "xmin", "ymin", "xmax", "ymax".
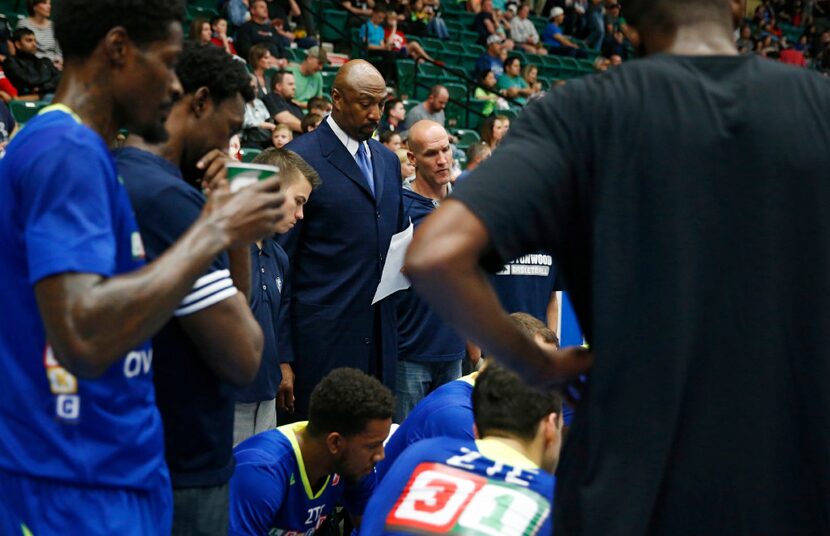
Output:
[{"xmin": 372, "ymin": 222, "xmax": 414, "ymax": 305}]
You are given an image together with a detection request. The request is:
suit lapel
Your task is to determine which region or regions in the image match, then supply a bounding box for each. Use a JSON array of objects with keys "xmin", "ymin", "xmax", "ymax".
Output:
[
  {"xmin": 317, "ymin": 121, "xmax": 375, "ymax": 200},
  {"xmin": 368, "ymin": 140, "xmax": 385, "ymax": 206}
]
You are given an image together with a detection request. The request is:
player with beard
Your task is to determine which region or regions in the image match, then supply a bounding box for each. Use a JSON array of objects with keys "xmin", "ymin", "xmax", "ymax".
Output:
[
  {"xmin": 229, "ymin": 368, "xmax": 393, "ymax": 535},
  {"xmin": 0, "ymin": 2, "xmax": 285, "ymax": 535}
]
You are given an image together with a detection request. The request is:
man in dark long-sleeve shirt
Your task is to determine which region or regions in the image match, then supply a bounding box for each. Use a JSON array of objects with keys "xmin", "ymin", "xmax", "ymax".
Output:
[
  {"xmin": 3, "ymin": 28, "xmax": 59, "ymax": 96},
  {"xmin": 235, "ymin": 0, "xmax": 285, "ymax": 63}
]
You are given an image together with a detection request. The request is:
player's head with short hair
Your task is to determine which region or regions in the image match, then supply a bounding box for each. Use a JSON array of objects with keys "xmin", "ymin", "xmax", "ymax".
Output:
[
  {"xmin": 623, "ymin": 0, "xmax": 741, "ymax": 53},
  {"xmin": 53, "ymin": 0, "xmax": 185, "ymax": 143},
  {"xmin": 307, "ymin": 368, "xmax": 394, "ymax": 481},
  {"xmin": 510, "ymin": 312, "xmax": 560, "ymax": 348},
  {"xmin": 53, "ymin": 0, "xmax": 184, "ymax": 61},
  {"xmin": 473, "ymin": 361, "xmax": 564, "ymax": 472},
  {"xmin": 165, "ymin": 42, "xmax": 254, "ymax": 184}
]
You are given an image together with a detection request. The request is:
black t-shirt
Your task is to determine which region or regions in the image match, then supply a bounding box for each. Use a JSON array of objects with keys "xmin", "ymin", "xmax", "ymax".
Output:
[
  {"xmin": 263, "ymin": 93, "xmax": 304, "ymax": 127},
  {"xmin": 472, "ymin": 12, "xmax": 494, "ymax": 45},
  {"xmin": 452, "ymin": 54, "xmax": 830, "ymax": 535}
]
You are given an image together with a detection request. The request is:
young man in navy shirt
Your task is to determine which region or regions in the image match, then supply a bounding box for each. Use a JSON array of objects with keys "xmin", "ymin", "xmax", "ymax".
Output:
[
  {"xmin": 116, "ymin": 43, "xmax": 266, "ymax": 535},
  {"xmin": 233, "ymin": 148, "xmax": 321, "ymax": 446},
  {"xmin": 230, "ymin": 368, "xmax": 393, "ymax": 535},
  {"xmin": 361, "ymin": 360, "xmax": 564, "ymax": 536},
  {"xmin": 395, "ymin": 120, "xmax": 466, "ymax": 421},
  {"xmin": 0, "ymin": 3, "xmax": 285, "ymax": 534}
]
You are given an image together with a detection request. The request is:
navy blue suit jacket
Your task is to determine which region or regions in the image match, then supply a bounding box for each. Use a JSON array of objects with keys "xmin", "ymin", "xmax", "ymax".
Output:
[{"xmin": 279, "ymin": 119, "xmax": 404, "ymax": 415}]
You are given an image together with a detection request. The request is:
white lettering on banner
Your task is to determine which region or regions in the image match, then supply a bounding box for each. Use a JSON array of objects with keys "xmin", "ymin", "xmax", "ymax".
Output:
[
  {"xmin": 497, "ymin": 254, "xmax": 553, "ymax": 277},
  {"xmin": 123, "ymin": 349, "xmax": 153, "ymax": 378}
]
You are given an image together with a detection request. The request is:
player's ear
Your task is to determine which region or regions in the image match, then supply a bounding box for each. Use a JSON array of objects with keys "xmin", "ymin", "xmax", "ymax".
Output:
[
  {"xmin": 191, "ymin": 87, "xmax": 211, "ymax": 118},
  {"xmin": 326, "ymin": 432, "xmax": 345, "ymax": 455},
  {"xmin": 543, "ymin": 412, "xmax": 559, "ymax": 444}
]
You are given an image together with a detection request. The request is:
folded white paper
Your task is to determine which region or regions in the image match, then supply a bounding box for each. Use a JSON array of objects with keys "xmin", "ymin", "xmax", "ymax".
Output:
[{"xmin": 372, "ymin": 222, "xmax": 414, "ymax": 305}]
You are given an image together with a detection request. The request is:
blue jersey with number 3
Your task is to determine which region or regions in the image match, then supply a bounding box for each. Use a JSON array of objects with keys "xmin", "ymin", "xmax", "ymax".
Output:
[{"xmin": 361, "ymin": 437, "xmax": 555, "ymax": 535}]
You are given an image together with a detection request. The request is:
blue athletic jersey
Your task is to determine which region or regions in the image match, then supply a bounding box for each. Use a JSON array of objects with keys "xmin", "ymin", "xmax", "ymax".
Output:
[
  {"xmin": 361, "ymin": 437, "xmax": 555, "ymax": 535},
  {"xmin": 230, "ymin": 421, "xmax": 376, "ymax": 535},
  {"xmin": 377, "ymin": 375, "xmax": 476, "ymax": 482},
  {"xmin": 489, "ymin": 252, "xmax": 562, "ymax": 323},
  {"xmin": 0, "ymin": 106, "xmax": 167, "ymax": 490}
]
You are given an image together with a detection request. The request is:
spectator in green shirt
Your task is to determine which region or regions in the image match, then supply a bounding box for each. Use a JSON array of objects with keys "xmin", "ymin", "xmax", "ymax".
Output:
[
  {"xmin": 496, "ymin": 56, "xmax": 533, "ymax": 105},
  {"xmin": 288, "ymin": 46, "xmax": 326, "ymax": 108}
]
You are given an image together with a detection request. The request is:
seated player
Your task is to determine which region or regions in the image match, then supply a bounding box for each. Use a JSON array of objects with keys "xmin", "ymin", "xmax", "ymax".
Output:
[
  {"xmin": 361, "ymin": 361, "xmax": 563, "ymax": 535},
  {"xmin": 376, "ymin": 312, "xmax": 558, "ymax": 482},
  {"xmin": 229, "ymin": 368, "xmax": 394, "ymax": 535}
]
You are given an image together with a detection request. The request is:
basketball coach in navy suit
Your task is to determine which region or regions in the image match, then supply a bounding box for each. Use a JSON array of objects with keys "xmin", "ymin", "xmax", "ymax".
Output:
[{"xmin": 279, "ymin": 60, "xmax": 404, "ymax": 418}]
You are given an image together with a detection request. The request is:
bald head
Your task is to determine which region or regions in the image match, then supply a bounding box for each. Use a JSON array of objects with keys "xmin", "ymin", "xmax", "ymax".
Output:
[
  {"xmin": 407, "ymin": 120, "xmax": 453, "ymax": 193},
  {"xmin": 331, "ymin": 60, "xmax": 387, "ymax": 141}
]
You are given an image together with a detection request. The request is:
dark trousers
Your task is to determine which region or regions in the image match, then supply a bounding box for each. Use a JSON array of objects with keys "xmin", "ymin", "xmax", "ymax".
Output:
[{"xmin": 172, "ymin": 483, "xmax": 229, "ymax": 536}]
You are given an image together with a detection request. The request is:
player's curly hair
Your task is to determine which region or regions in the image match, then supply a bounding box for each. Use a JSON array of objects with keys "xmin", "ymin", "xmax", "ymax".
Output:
[
  {"xmin": 54, "ymin": 0, "xmax": 185, "ymax": 61},
  {"xmin": 307, "ymin": 368, "xmax": 394, "ymax": 438},
  {"xmin": 473, "ymin": 362, "xmax": 562, "ymax": 442},
  {"xmin": 176, "ymin": 43, "xmax": 255, "ymax": 103}
]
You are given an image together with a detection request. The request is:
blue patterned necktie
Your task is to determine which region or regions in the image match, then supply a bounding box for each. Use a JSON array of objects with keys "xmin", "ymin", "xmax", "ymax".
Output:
[{"xmin": 356, "ymin": 142, "xmax": 375, "ymax": 196}]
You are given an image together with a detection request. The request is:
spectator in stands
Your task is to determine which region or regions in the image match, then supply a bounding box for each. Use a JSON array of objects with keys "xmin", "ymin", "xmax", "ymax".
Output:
[
  {"xmin": 233, "ymin": 147, "xmax": 320, "ymax": 446},
  {"xmin": 360, "ymin": 7, "xmax": 389, "ymax": 50},
  {"xmin": 16, "ymin": 0, "xmax": 61, "ymax": 69},
  {"xmin": 342, "ymin": 0, "xmax": 374, "ymax": 28},
  {"xmin": 474, "ymin": 70, "xmax": 504, "ymax": 116},
  {"xmin": 780, "ymin": 40, "xmax": 808, "ymax": 66},
  {"xmin": 288, "ymin": 46, "xmax": 326, "ymax": 108},
  {"xmin": 584, "ymin": 0, "xmax": 605, "ymax": 50},
  {"xmin": 383, "ymin": 10, "xmax": 435, "ymax": 61},
  {"xmin": 210, "ymin": 16, "xmax": 238, "ymax": 56},
  {"xmin": 3, "ymin": 28, "xmax": 60, "ymax": 97},
  {"xmin": 307, "ymin": 95, "xmax": 332, "ymax": 115},
  {"xmin": 230, "ymin": 368, "xmax": 393, "ymax": 535},
  {"xmin": 523, "ymin": 63, "xmax": 544, "ymax": 96},
  {"xmin": 380, "ymin": 130, "xmax": 402, "ymax": 151},
  {"xmin": 602, "ymin": 27, "xmax": 630, "ymax": 59},
  {"xmin": 0, "ymin": 100, "xmax": 14, "ymax": 153},
  {"xmin": 396, "ymin": 148, "xmax": 415, "ymax": 182},
  {"xmin": 405, "ymin": 84, "xmax": 449, "ymax": 128},
  {"xmin": 736, "ymin": 24, "xmax": 754, "ymax": 53},
  {"xmin": 242, "ymin": 74, "xmax": 276, "ymax": 149},
  {"xmin": 395, "ymin": 120, "xmax": 465, "ymax": 421},
  {"xmin": 189, "ymin": 18, "xmax": 212, "ymax": 45},
  {"xmin": 272, "ymin": 16, "xmax": 318, "ymax": 50},
  {"xmin": 249, "ymin": 43, "xmax": 278, "ymax": 100},
  {"xmin": 543, "ymin": 6, "xmax": 588, "ymax": 58},
  {"xmin": 264, "ymin": 69, "xmax": 304, "ymax": 133},
  {"xmin": 235, "ymin": 0, "xmax": 287, "ymax": 62},
  {"xmin": 511, "ymin": 4, "xmax": 549, "ymax": 54},
  {"xmin": 480, "ymin": 114, "xmax": 508, "ymax": 149},
  {"xmin": 272, "ymin": 123, "xmax": 294, "ymax": 147},
  {"xmin": 497, "ymin": 56, "xmax": 533, "ymax": 105},
  {"xmin": 455, "ymin": 142, "xmax": 491, "ymax": 182},
  {"xmin": 473, "ymin": 0, "xmax": 514, "ymax": 49},
  {"xmin": 115, "ymin": 42, "xmax": 264, "ymax": 536},
  {"xmin": 301, "ymin": 111, "xmax": 323, "ymax": 132},
  {"xmin": 379, "ymin": 97, "xmax": 407, "ymax": 135},
  {"xmin": 475, "ymin": 34, "xmax": 507, "ymax": 78}
]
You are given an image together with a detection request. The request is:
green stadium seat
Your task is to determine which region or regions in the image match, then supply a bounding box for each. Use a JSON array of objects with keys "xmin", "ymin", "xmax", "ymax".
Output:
[
  {"xmin": 453, "ymin": 128, "xmax": 480, "ymax": 150},
  {"xmin": 9, "ymin": 99, "xmax": 47, "ymax": 125},
  {"xmin": 443, "ymin": 82, "xmax": 468, "ymax": 129},
  {"xmin": 186, "ymin": 5, "xmax": 218, "ymax": 20},
  {"xmin": 319, "ymin": 9, "xmax": 348, "ymax": 43},
  {"xmin": 396, "ymin": 59, "xmax": 416, "ymax": 99},
  {"xmin": 403, "ymin": 99, "xmax": 420, "ymax": 113},
  {"xmin": 321, "ymin": 71, "xmax": 337, "ymax": 94},
  {"xmin": 239, "ymin": 148, "xmax": 262, "ymax": 163},
  {"xmin": 285, "ymin": 48, "xmax": 307, "ymax": 63}
]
